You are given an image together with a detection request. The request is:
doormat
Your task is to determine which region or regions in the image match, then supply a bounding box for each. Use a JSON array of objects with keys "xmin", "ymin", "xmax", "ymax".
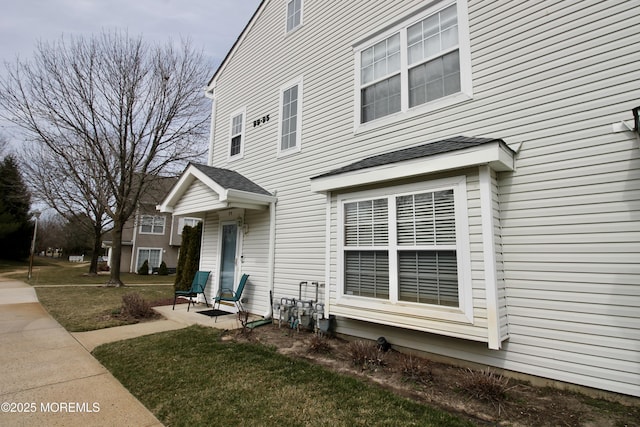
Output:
[{"xmin": 197, "ymin": 309, "xmax": 232, "ymax": 317}]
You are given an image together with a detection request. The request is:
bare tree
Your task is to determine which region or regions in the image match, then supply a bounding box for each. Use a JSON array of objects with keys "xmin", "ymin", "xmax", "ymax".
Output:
[
  {"xmin": 0, "ymin": 31, "xmax": 210, "ymax": 285},
  {"xmin": 21, "ymin": 145, "xmax": 111, "ymax": 274}
]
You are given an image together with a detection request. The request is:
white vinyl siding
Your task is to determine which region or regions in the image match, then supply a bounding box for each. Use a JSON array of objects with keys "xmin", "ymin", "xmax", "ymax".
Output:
[
  {"xmin": 208, "ymin": 0, "xmax": 639, "ymax": 397},
  {"xmin": 173, "ymin": 181, "xmax": 220, "ymax": 217}
]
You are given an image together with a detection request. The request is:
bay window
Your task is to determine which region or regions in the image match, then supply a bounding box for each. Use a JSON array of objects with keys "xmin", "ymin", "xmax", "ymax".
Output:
[{"xmin": 339, "ymin": 177, "xmax": 470, "ymax": 315}]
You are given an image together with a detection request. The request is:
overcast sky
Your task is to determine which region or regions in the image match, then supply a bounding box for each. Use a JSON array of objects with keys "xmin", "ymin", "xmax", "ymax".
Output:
[
  {"xmin": 0, "ymin": 0, "xmax": 262, "ymax": 140},
  {"xmin": 0, "ymin": 0, "xmax": 261, "ymax": 73}
]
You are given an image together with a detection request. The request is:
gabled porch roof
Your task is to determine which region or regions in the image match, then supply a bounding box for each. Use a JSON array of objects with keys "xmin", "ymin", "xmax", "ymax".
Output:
[{"xmin": 157, "ymin": 163, "xmax": 276, "ymax": 216}]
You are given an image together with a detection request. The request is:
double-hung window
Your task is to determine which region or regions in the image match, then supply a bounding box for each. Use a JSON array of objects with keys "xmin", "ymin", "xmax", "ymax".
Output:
[
  {"xmin": 278, "ymin": 77, "xmax": 303, "ymax": 156},
  {"xmin": 340, "ymin": 177, "xmax": 470, "ymax": 317},
  {"xmin": 140, "ymin": 215, "xmax": 165, "ymax": 234},
  {"xmin": 357, "ymin": 1, "xmax": 470, "ymax": 126},
  {"xmin": 229, "ymin": 108, "xmax": 245, "ymax": 160},
  {"xmin": 286, "ymin": 0, "xmax": 303, "ymax": 33}
]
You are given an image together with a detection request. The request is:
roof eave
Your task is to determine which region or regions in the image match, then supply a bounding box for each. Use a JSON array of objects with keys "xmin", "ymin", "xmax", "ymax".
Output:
[{"xmin": 310, "ymin": 140, "xmax": 515, "ymax": 193}]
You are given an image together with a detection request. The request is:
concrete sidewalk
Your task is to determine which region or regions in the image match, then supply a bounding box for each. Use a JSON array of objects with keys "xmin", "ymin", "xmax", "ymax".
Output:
[{"xmin": 0, "ymin": 278, "xmax": 163, "ymax": 427}]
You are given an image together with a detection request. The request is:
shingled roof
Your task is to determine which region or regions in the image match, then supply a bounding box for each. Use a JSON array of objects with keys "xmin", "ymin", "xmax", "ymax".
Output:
[
  {"xmin": 312, "ymin": 136, "xmax": 509, "ymax": 179},
  {"xmin": 190, "ymin": 163, "xmax": 272, "ymax": 196}
]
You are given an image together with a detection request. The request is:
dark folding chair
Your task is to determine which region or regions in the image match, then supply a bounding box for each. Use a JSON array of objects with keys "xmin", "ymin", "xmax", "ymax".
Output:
[
  {"xmin": 212, "ymin": 273, "xmax": 249, "ymax": 322},
  {"xmin": 173, "ymin": 271, "xmax": 211, "ymax": 312}
]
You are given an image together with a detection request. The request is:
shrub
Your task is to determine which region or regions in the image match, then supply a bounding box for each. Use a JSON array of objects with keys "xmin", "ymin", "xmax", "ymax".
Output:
[
  {"xmin": 308, "ymin": 334, "xmax": 332, "ymax": 354},
  {"xmin": 398, "ymin": 353, "xmax": 433, "ymax": 385},
  {"xmin": 458, "ymin": 367, "xmax": 511, "ymax": 405},
  {"xmin": 158, "ymin": 261, "xmax": 168, "ymax": 275},
  {"xmin": 121, "ymin": 292, "xmax": 154, "ymax": 319},
  {"xmin": 137, "ymin": 260, "xmax": 149, "ymax": 275},
  {"xmin": 175, "ymin": 222, "xmax": 202, "ymax": 291},
  {"xmin": 347, "ymin": 340, "xmax": 386, "ymax": 371}
]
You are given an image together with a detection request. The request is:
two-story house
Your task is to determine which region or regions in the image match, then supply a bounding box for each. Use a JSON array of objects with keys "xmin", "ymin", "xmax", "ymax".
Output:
[
  {"xmin": 104, "ymin": 176, "xmax": 201, "ymax": 273},
  {"xmin": 159, "ymin": 0, "xmax": 639, "ymax": 398}
]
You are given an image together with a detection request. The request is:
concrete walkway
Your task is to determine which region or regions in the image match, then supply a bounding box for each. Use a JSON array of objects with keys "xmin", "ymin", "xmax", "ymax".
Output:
[{"xmin": 0, "ymin": 278, "xmax": 163, "ymax": 427}]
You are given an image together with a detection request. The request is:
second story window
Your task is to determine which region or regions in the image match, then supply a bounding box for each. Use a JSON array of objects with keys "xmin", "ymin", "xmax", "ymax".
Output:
[
  {"xmin": 356, "ymin": 1, "xmax": 471, "ymax": 127},
  {"xmin": 229, "ymin": 108, "xmax": 245, "ymax": 159},
  {"xmin": 278, "ymin": 76, "xmax": 303, "ymax": 156},
  {"xmin": 140, "ymin": 215, "xmax": 165, "ymax": 234},
  {"xmin": 286, "ymin": 0, "xmax": 303, "ymax": 33},
  {"xmin": 178, "ymin": 217, "xmax": 202, "ymax": 234}
]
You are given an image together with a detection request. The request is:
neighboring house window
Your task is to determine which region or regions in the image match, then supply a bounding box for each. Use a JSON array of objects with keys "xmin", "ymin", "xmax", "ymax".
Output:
[
  {"xmin": 286, "ymin": 0, "xmax": 303, "ymax": 33},
  {"xmin": 339, "ymin": 178, "xmax": 469, "ymax": 313},
  {"xmin": 137, "ymin": 248, "xmax": 161, "ymax": 273},
  {"xmin": 278, "ymin": 77, "xmax": 303, "ymax": 156},
  {"xmin": 356, "ymin": 1, "xmax": 471, "ymax": 126},
  {"xmin": 229, "ymin": 108, "xmax": 245, "ymax": 159},
  {"xmin": 178, "ymin": 217, "xmax": 202, "ymax": 234},
  {"xmin": 140, "ymin": 215, "xmax": 165, "ymax": 234}
]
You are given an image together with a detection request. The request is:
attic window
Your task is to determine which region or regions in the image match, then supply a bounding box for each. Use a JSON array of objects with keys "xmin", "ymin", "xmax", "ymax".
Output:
[{"xmin": 286, "ymin": 0, "xmax": 303, "ymax": 33}]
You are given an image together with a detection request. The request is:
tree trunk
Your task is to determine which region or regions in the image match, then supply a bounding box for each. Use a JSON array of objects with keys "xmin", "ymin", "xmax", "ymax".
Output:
[
  {"xmin": 88, "ymin": 225, "xmax": 102, "ymax": 275},
  {"xmin": 107, "ymin": 221, "xmax": 125, "ymax": 286}
]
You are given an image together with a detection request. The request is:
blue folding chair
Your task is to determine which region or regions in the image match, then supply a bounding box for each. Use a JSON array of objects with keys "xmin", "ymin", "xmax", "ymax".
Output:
[
  {"xmin": 173, "ymin": 271, "xmax": 211, "ymax": 311},
  {"xmin": 212, "ymin": 274, "xmax": 249, "ymax": 321}
]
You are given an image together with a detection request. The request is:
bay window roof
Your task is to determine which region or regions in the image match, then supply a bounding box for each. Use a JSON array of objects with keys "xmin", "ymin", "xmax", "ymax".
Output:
[{"xmin": 310, "ymin": 136, "xmax": 515, "ymax": 192}]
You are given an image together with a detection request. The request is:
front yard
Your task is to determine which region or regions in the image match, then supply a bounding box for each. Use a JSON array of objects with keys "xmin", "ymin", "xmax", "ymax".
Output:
[{"xmin": 2, "ymin": 259, "xmax": 637, "ymax": 426}]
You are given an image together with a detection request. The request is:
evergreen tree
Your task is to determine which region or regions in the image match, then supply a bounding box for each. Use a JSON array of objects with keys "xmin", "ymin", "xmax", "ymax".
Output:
[
  {"xmin": 174, "ymin": 222, "xmax": 202, "ymax": 291},
  {"xmin": 0, "ymin": 155, "xmax": 32, "ymax": 260}
]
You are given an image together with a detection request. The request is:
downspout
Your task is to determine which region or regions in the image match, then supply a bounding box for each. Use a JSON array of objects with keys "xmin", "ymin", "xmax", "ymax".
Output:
[
  {"xmin": 324, "ymin": 191, "xmax": 331, "ymax": 318},
  {"xmin": 264, "ymin": 192, "xmax": 277, "ymax": 319},
  {"xmin": 205, "ymin": 87, "xmax": 217, "ymax": 166}
]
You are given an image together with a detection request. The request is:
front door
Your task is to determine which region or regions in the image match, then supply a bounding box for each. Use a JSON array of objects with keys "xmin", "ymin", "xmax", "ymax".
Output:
[{"xmin": 219, "ymin": 222, "xmax": 239, "ymax": 292}]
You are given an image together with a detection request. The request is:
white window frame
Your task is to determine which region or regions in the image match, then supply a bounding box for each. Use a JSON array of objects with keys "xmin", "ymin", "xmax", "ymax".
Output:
[
  {"xmin": 277, "ymin": 76, "xmax": 303, "ymax": 157},
  {"xmin": 336, "ymin": 176, "xmax": 473, "ymax": 323},
  {"xmin": 285, "ymin": 0, "xmax": 303, "ymax": 34},
  {"xmin": 139, "ymin": 215, "xmax": 165, "ymax": 235},
  {"xmin": 136, "ymin": 247, "xmax": 162, "ymax": 273},
  {"xmin": 353, "ymin": 0, "xmax": 472, "ymax": 132},
  {"xmin": 178, "ymin": 217, "xmax": 202, "ymax": 235},
  {"xmin": 228, "ymin": 107, "xmax": 246, "ymax": 161}
]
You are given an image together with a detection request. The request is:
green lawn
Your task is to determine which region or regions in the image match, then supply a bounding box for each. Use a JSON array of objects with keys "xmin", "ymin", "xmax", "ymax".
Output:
[
  {"xmin": 0, "ymin": 257, "xmax": 175, "ymax": 331},
  {"xmin": 0, "ymin": 257, "xmax": 173, "ymax": 286},
  {"xmin": 93, "ymin": 326, "xmax": 475, "ymax": 427},
  {"xmin": 35, "ymin": 284, "xmax": 174, "ymax": 331}
]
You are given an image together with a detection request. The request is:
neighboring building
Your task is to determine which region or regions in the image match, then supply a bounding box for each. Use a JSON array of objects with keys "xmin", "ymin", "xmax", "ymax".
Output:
[
  {"xmin": 159, "ymin": 0, "xmax": 640, "ymax": 397},
  {"xmin": 105, "ymin": 176, "xmax": 201, "ymax": 273}
]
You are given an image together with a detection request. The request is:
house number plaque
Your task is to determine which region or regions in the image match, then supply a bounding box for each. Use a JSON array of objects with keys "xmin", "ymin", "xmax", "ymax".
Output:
[{"xmin": 253, "ymin": 114, "xmax": 270, "ymax": 127}]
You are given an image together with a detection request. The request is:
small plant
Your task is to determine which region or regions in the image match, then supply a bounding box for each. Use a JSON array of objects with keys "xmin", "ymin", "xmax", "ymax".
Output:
[
  {"xmin": 458, "ymin": 367, "xmax": 511, "ymax": 406},
  {"xmin": 347, "ymin": 339, "xmax": 386, "ymax": 371},
  {"xmin": 398, "ymin": 353, "xmax": 433, "ymax": 385},
  {"xmin": 158, "ymin": 261, "xmax": 168, "ymax": 275},
  {"xmin": 237, "ymin": 310, "xmax": 251, "ymax": 336},
  {"xmin": 308, "ymin": 334, "xmax": 332, "ymax": 354},
  {"xmin": 137, "ymin": 260, "xmax": 149, "ymax": 275},
  {"xmin": 121, "ymin": 292, "xmax": 155, "ymax": 319}
]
